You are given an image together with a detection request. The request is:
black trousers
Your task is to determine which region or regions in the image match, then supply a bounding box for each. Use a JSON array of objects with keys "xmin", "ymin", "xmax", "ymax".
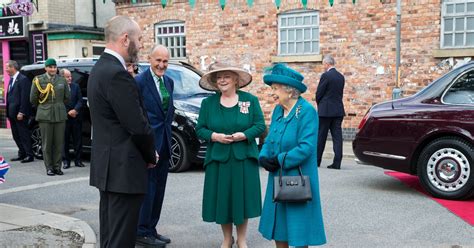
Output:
[
  {"xmin": 317, "ymin": 116, "xmax": 343, "ymax": 168},
  {"xmin": 9, "ymin": 117, "xmax": 33, "ymax": 157},
  {"xmin": 62, "ymin": 118, "xmax": 82, "ymax": 163},
  {"xmin": 99, "ymin": 191, "xmax": 144, "ymax": 248}
]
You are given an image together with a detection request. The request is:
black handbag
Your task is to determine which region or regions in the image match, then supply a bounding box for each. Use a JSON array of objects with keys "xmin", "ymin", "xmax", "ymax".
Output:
[{"xmin": 273, "ymin": 153, "xmax": 312, "ymax": 203}]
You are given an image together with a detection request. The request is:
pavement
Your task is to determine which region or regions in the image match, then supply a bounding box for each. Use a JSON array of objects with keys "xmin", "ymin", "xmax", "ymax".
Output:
[{"xmin": 0, "ymin": 128, "xmax": 354, "ymax": 247}]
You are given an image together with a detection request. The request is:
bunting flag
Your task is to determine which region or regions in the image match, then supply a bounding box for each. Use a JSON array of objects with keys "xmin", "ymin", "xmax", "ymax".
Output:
[
  {"xmin": 301, "ymin": 0, "xmax": 307, "ymax": 8},
  {"xmin": 247, "ymin": 0, "xmax": 254, "ymax": 7},
  {"xmin": 0, "ymin": 8, "xmax": 2, "ymax": 17},
  {"xmin": 275, "ymin": 0, "xmax": 281, "ymax": 9},
  {"xmin": 219, "ymin": 0, "xmax": 225, "ymax": 9},
  {"xmin": 189, "ymin": 0, "xmax": 196, "ymax": 7},
  {"xmin": 132, "ymin": 0, "xmax": 137, "ymax": 3},
  {"xmin": 353, "ymin": 0, "xmax": 356, "ymax": 3},
  {"xmin": 329, "ymin": 0, "xmax": 334, "ymax": 6},
  {"xmin": 161, "ymin": 0, "xmax": 167, "ymax": 8}
]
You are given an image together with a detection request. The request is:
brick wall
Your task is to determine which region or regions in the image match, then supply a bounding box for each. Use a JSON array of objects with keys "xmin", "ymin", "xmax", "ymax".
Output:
[{"xmin": 116, "ymin": 0, "xmax": 455, "ymax": 136}]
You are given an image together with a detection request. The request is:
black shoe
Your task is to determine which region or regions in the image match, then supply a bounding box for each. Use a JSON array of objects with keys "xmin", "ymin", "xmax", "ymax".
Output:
[
  {"xmin": 47, "ymin": 169, "xmax": 55, "ymax": 176},
  {"xmin": 74, "ymin": 161, "xmax": 85, "ymax": 167},
  {"xmin": 136, "ymin": 236, "xmax": 166, "ymax": 247},
  {"xmin": 54, "ymin": 169, "xmax": 64, "ymax": 175},
  {"xmin": 21, "ymin": 156, "xmax": 34, "ymax": 163},
  {"xmin": 327, "ymin": 165, "xmax": 340, "ymax": 170},
  {"xmin": 63, "ymin": 161, "xmax": 71, "ymax": 169},
  {"xmin": 11, "ymin": 156, "xmax": 26, "ymax": 161},
  {"xmin": 156, "ymin": 233, "xmax": 171, "ymax": 244}
]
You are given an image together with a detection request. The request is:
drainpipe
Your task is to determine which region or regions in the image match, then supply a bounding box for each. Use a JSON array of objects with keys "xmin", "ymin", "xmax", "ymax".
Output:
[
  {"xmin": 92, "ymin": 0, "xmax": 97, "ymax": 28},
  {"xmin": 392, "ymin": 0, "xmax": 402, "ymax": 99}
]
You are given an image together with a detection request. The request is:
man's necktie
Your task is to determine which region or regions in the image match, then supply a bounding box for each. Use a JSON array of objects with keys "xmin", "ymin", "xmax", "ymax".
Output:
[
  {"xmin": 159, "ymin": 77, "xmax": 170, "ymax": 111},
  {"xmin": 8, "ymin": 77, "xmax": 13, "ymax": 93}
]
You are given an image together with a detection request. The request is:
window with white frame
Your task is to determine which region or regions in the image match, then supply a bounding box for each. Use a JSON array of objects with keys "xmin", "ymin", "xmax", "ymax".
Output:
[
  {"xmin": 278, "ymin": 10, "xmax": 320, "ymax": 56},
  {"xmin": 441, "ymin": 0, "xmax": 474, "ymax": 48},
  {"xmin": 155, "ymin": 20, "xmax": 186, "ymax": 59}
]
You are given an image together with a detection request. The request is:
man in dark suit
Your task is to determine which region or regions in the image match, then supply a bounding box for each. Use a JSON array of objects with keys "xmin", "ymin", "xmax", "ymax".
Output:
[
  {"xmin": 60, "ymin": 69, "xmax": 85, "ymax": 169},
  {"xmin": 135, "ymin": 45, "xmax": 174, "ymax": 247},
  {"xmin": 87, "ymin": 16, "xmax": 157, "ymax": 248},
  {"xmin": 316, "ymin": 55, "xmax": 345, "ymax": 170},
  {"xmin": 5, "ymin": 60, "xmax": 34, "ymax": 163}
]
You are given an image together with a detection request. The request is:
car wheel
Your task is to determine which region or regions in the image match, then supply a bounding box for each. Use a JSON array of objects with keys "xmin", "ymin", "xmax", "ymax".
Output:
[
  {"xmin": 31, "ymin": 126, "xmax": 43, "ymax": 160},
  {"xmin": 168, "ymin": 131, "xmax": 191, "ymax": 173},
  {"xmin": 417, "ymin": 137, "xmax": 474, "ymax": 200}
]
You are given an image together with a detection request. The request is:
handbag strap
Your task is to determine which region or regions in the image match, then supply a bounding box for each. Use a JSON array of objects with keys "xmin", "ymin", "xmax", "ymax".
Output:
[{"xmin": 278, "ymin": 152, "xmax": 306, "ymax": 186}]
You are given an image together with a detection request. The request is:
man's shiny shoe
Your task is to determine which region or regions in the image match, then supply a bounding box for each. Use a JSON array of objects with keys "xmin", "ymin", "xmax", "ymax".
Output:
[
  {"xmin": 54, "ymin": 169, "xmax": 64, "ymax": 175},
  {"xmin": 327, "ymin": 165, "xmax": 340, "ymax": 170},
  {"xmin": 20, "ymin": 156, "xmax": 34, "ymax": 163},
  {"xmin": 156, "ymin": 233, "xmax": 171, "ymax": 244},
  {"xmin": 135, "ymin": 236, "xmax": 166, "ymax": 247},
  {"xmin": 46, "ymin": 169, "xmax": 55, "ymax": 176},
  {"xmin": 63, "ymin": 161, "xmax": 71, "ymax": 169},
  {"xmin": 75, "ymin": 161, "xmax": 85, "ymax": 167},
  {"xmin": 11, "ymin": 156, "xmax": 26, "ymax": 162}
]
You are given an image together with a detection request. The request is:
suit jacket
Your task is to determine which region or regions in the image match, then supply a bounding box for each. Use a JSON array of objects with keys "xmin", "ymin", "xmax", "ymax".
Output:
[
  {"xmin": 6, "ymin": 72, "xmax": 32, "ymax": 119},
  {"xmin": 135, "ymin": 68, "xmax": 175, "ymax": 159},
  {"xmin": 315, "ymin": 68, "xmax": 345, "ymax": 117},
  {"xmin": 87, "ymin": 52, "xmax": 156, "ymax": 194},
  {"xmin": 30, "ymin": 73, "xmax": 70, "ymax": 122},
  {"xmin": 196, "ymin": 91, "xmax": 265, "ymax": 167},
  {"xmin": 65, "ymin": 82, "xmax": 82, "ymax": 117}
]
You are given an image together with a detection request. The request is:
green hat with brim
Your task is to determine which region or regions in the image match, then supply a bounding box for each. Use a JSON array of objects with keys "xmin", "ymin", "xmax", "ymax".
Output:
[
  {"xmin": 263, "ymin": 63, "xmax": 307, "ymax": 93},
  {"xmin": 44, "ymin": 58, "xmax": 57, "ymax": 67}
]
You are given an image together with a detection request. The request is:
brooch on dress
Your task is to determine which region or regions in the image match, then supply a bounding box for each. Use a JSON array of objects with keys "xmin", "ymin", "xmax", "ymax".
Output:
[
  {"xmin": 295, "ymin": 105, "xmax": 302, "ymax": 119},
  {"xmin": 238, "ymin": 101, "xmax": 251, "ymax": 114}
]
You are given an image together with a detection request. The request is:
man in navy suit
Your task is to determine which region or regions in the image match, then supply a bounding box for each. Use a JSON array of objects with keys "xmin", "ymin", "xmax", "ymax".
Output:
[
  {"xmin": 135, "ymin": 45, "xmax": 174, "ymax": 247},
  {"xmin": 6, "ymin": 60, "xmax": 34, "ymax": 163},
  {"xmin": 316, "ymin": 55, "xmax": 345, "ymax": 170},
  {"xmin": 60, "ymin": 69, "xmax": 84, "ymax": 169}
]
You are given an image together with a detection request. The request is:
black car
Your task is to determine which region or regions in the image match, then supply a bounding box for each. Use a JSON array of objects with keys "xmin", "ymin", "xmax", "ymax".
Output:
[{"xmin": 21, "ymin": 58, "xmax": 213, "ymax": 172}]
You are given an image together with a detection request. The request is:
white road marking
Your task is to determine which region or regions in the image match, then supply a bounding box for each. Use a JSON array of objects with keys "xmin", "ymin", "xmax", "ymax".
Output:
[{"xmin": 0, "ymin": 177, "xmax": 89, "ymax": 195}]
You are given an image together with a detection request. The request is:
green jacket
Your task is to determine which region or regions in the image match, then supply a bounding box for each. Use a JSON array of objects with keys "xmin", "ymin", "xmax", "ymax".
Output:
[
  {"xmin": 196, "ymin": 90, "xmax": 266, "ymax": 167},
  {"xmin": 30, "ymin": 73, "xmax": 70, "ymax": 122}
]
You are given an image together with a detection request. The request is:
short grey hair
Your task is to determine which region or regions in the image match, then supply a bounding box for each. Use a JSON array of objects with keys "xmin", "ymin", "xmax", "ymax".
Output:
[
  {"xmin": 59, "ymin": 68, "xmax": 70, "ymax": 77},
  {"xmin": 7, "ymin": 60, "xmax": 20, "ymax": 71},
  {"xmin": 104, "ymin": 16, "xmax": 139, "ymax": 43},
  {"xmin": 150, "ymin": 44, "xmax": 170, "ymax": 56},
  {"xmin": 323, "ymin": 55, "xmax": 335, "ymax": 66},
  {"xmin": 283, "ymin": 85, "xmax": 301, "ymax": 99}
]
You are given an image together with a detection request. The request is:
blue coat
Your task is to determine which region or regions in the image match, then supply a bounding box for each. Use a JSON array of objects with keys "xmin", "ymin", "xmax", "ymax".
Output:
[
  {"xmin": 135, "ymin": 68, "xmax": 175, "ymax": 158},
  {"xmin": 258, "ymin": 97, "xmax": 326, "ymax": 246}
]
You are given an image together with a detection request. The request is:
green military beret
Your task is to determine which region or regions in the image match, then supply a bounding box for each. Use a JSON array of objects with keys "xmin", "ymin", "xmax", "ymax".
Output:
[{"xmin": 44, "ymin": 58, "xmax": 57, "ymax": 67}]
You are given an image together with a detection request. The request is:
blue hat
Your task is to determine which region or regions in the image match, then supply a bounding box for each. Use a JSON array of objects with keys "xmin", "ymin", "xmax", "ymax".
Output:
[{"xmin": 263, "ymin": 63, "xmax": 307, "ymax": 93}]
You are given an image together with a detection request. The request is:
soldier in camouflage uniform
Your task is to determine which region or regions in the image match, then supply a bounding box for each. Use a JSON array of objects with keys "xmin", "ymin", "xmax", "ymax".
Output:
[{"xmin": 30, "ymin": 58, "xmax": 70, "ymax": 176}]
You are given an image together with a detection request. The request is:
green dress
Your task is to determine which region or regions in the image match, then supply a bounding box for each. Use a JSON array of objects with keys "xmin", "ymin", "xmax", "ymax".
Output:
[{"xmin": 196, "ymin": 91, "xmax": 266, "ymax": 225}]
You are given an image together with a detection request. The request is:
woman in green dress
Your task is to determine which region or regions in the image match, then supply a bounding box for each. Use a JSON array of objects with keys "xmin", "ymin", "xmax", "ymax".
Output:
[{"xmin": 196, "ymin": 62, "xmax": 266, "ymax": 248}]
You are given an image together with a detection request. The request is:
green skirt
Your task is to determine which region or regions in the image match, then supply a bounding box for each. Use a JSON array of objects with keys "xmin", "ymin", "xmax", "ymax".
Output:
[{"xmin": 202, "ymin": 154, "xmax": 262, "ymax": 225}]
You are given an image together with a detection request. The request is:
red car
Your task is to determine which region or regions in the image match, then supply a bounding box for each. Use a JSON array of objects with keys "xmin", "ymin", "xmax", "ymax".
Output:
[{"xmin": 353, "ymin": 62, "xmax": 474, "ymax": 200}]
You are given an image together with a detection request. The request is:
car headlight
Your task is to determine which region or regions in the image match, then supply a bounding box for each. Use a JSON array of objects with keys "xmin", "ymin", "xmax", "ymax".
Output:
[{"xmin": 175, "ymin": 109, "xmax": 199, "ymax": 124}]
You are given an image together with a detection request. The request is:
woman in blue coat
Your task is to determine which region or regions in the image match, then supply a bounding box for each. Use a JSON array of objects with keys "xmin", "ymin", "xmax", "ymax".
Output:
[{"xmin": 258, "ymin": 64, "xmax": 326, "ymax": 248}]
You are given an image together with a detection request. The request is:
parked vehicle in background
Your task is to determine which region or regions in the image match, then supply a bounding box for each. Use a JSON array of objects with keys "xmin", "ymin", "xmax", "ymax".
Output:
[
  {"xmin": 21, "ymin": 58, "xmax": 213, "ymax": 172},
  {"xmin": 353, "ymin": 62, "xmax": 474, "ymax": 200}
]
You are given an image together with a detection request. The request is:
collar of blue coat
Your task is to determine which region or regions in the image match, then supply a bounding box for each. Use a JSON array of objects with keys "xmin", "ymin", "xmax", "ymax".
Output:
[{"xmin": 274, "ymin": 96, "xmax": 304, "ymax": 123}]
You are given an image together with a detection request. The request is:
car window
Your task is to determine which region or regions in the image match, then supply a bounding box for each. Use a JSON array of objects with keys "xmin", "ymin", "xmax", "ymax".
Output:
[
  {"xmin": 443, "ymin": 69, "xmax": 474, "ymax": 105},
  {"xmin": 166, "ymin": 66, "xmax": 210, "ymax": 98}
]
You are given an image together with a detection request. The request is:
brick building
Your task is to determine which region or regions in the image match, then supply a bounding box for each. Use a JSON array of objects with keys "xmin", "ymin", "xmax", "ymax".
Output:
[
  {"xmin": 0, "ymin": 0, "xmax": 116, "ymax": 128},
  {"xmin": 116, "ymin": 0, "xmax": 473, "ymax": 138}
]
